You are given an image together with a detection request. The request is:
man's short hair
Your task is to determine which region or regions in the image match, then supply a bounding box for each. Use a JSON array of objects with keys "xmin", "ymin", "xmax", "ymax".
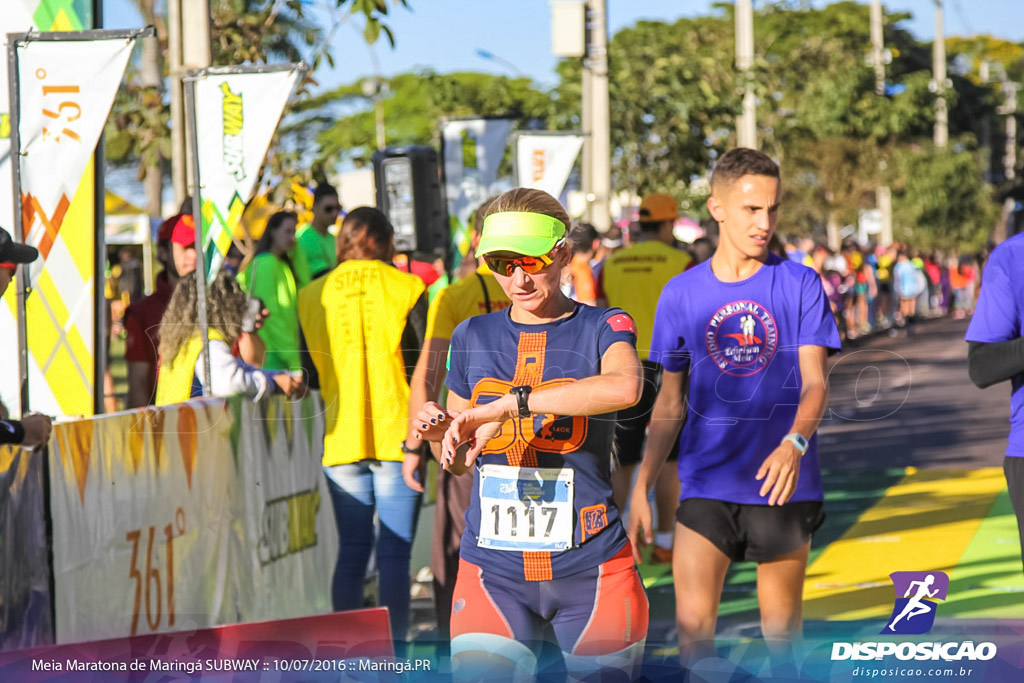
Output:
[
  {"xmin": 711, "ymin": 148, "xmax": 780, "ymax": 193},
  {"xmin": 313, "ymin": 183, "xmax": 339, "ymax": 206},
  {"xmin": 569, "ymin": 223, "xmax": 599, "ymax": 253}
]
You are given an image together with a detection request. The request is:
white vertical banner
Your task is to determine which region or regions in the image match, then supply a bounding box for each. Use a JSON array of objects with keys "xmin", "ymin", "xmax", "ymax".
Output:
[
  {"xmin": 192, "ymin": 66, "xmax": 300, "ymax": 279},
  {"xmin": 10, "ymin": 33, "xmax": 138, "ymax": 419},
  {"xmin": 441, "ymin": 118, "xmax": 514, "ymax": 265},
  {"xmin": 16, "ymin": 38, "xmax": 133, "ymax": 286},
  {"xmin": 515, "ymin": 132, "xmax": 584, "ymax": 199}
]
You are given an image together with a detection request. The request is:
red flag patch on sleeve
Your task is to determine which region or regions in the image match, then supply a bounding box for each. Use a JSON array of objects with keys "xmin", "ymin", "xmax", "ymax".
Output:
[{"xmin": 606, "ymin": 313, "xmax": 637, "ymax": 334}]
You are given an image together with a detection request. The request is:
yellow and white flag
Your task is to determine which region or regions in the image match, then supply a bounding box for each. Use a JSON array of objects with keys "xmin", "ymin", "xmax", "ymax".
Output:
[
  {"xmin": 192, "ymin": 66, "xmax": 300, "ymax": 279},
  {"xmin": 515, "ymin": 132, "xmax": 584, "ymax": 200},
  {"xmin": 10, "ymin": 34, "xmax": 135, "ymax": 418}
]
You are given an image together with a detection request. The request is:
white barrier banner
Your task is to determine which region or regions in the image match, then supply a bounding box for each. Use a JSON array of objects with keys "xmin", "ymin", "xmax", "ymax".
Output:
[
  {"xmin": 232, "ymin": 394, "xmax": 336, "ymax": 620},
  {"xmin": 48, "ymin": 394, "xmax": 336, "ymax": 643},
  {"xmin": 515, "ymin": 133, "xmax": 583, "ymax": 200}
]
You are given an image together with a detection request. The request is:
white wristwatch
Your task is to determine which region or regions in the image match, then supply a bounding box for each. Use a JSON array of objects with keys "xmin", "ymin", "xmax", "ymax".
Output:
[{"xmin": 782, "ymin": 433, "xmax": 809, "ymax": 456}]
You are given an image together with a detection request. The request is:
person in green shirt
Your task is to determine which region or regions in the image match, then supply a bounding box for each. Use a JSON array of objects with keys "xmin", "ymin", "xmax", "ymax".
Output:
[
  {"xmin": 296, "ymin": 183, "xmax": 342, "ymax": 280},
  {"xmin": 238, "ymin": 210, "xmax": 303, "ymax": 371}
]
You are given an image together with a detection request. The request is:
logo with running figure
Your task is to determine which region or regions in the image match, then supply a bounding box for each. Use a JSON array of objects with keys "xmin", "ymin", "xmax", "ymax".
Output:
[
  {"xmin": 883, "ymin": 571, "xmax": 949, "ymax": 635},
  {"xmin": 705, "ymin": 300, "xmax": 778, "ymax": 377}
]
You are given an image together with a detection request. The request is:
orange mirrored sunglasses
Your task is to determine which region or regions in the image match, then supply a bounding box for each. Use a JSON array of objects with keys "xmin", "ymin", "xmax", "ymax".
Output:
[{"xmin": 482, "ymin": 240, "xmax": 565, "ymax": 277}]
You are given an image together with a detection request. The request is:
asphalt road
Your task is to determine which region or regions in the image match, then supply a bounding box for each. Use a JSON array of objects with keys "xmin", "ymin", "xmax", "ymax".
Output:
[{"xmin": 818, "ymin": 317, "xmax": 1011, "ymax": 471}]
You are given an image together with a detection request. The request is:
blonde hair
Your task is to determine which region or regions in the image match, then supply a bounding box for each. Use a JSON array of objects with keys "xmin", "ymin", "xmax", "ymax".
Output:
[
  {"xmin": 483, "ymin": 188, "xmax": 571, "ymax": 229},
  {"xmin": 158, "ymin": 270, "xmax": 248, "ymax": 362}
]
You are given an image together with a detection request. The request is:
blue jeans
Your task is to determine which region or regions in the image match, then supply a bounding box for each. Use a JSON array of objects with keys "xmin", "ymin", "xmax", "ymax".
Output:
[{"xmin": 323, "ymin": 460, "xmax": 421, "ymax": 642}]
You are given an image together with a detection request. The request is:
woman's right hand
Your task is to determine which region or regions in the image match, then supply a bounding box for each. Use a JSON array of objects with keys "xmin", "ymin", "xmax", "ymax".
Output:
[{"xmin": 411, "ymin": 401, "xmax": 459, "ymax": 443}]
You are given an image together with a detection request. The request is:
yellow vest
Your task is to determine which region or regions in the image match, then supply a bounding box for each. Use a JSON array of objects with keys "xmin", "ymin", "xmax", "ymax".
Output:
[
  {"xmin": 298, "ymin": 260, "xmax": 425, "ymax": 466},
  {"xmin": 155, "ymin": 330, "xmax": 226, "ymax": 406}
]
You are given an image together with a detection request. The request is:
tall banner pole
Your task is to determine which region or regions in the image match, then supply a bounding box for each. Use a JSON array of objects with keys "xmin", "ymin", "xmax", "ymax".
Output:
[
  {"xmin": 6, "ymin": 32, "xmax": 29, "ymax": 413},
  {"xmin": 94, "ymin": 0, "xmax": 106, "ymax": 415},
  {"xmin": 183, "ymin": 74, "xmax": 212, "ymax": 393}
]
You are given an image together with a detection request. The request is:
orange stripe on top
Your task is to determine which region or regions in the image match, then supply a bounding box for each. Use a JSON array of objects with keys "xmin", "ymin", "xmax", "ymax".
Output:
[
  {"xmin": 509, "ymin": 332, "xmax": 546, "ymax": 468},
  {"xmin": 523, "ymin": 551, "xmax": 553, "ymax": 582},
  {"xmin": 512, "ymin": 332, "xmax": 552, "ymax": 580}
]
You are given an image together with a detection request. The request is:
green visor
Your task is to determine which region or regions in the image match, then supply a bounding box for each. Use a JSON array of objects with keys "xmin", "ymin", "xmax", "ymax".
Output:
[{"xmin": 476, "ymin": 211, "xmax": 567, "ymax": 257}]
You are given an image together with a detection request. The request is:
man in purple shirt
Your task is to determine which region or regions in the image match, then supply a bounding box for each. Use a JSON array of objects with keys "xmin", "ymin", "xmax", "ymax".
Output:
[
  {"xmin": 967, "ymin": 233, "xmax": 1024, "ymax": 570},
  {"xmin": 628, "ymin": 149, "xmax": 840, "ymax": 666}
]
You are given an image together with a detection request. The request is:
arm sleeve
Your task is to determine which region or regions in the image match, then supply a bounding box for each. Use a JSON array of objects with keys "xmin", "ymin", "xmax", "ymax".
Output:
[
  {"xmin": 402, "ymin": 293, "xmax": 429, "ymax": 382},
  {"xmin": 968, "ymin": 339, "xmax": 1024, "ymax": 388},
  {"xmin": 0, "ymin": 419, "xmax": 26, "ymax": 445},
  {"xmin": 799, "ymin": 268, "xmax": 843, "ymax": 351},
  {"xmin": 649, "ymin": 286, "xmax": 690, "ymax": 373},
  {"xmin": 198, "ymin": 339, "xmax": 275, "ymax": 401}
]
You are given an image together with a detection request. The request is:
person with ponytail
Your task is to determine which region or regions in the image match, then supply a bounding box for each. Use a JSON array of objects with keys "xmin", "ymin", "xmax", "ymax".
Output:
[{"xmin": 298, "ymin": 206, "xmax": 427, "ymax": 651}]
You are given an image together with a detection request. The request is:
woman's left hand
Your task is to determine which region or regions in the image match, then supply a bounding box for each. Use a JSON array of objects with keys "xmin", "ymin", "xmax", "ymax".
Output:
[{"xmin": 440, "ymin": 395, "xmax": 516, "ymax": 473}]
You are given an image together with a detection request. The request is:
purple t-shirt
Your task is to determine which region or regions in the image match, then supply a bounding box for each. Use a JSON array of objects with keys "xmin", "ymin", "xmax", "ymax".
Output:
[
  {"xmin": 966, "ymin": 233, "xmax": 1024, "ymax": 458},
  {"xmin": 649, "ymin": 254, "xmax": 841, "ymax": 504}
]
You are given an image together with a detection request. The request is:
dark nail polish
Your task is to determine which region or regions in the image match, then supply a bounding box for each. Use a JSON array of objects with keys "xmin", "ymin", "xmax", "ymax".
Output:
[{"xmin": 430, "ymin": 418, "xmax": 436, "ymax": 425}]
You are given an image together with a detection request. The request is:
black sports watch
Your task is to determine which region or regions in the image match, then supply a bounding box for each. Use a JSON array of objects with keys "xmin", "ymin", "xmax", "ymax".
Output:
[
  {"xmin": 400, "ymin": 441, "xmax": 426, "ymax": 456},
  {"xmin": 510, "ymin": 385, "xmax": 532, "ymax": 418}
]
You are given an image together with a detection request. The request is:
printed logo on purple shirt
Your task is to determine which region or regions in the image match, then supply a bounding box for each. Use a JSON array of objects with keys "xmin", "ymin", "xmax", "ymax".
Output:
[
  {"xmin": 883, "ymin": 571, "xmax": 949, "ymax": 635},
  {"xmin": 704, "ymin": 300, "xmax": 779, "ymax": 377}
]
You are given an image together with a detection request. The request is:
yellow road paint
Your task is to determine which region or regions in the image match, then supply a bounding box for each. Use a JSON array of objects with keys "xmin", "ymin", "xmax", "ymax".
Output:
[{"xmin": 803, "ymin": 468, "xmax": 1004, "ymax": 620}]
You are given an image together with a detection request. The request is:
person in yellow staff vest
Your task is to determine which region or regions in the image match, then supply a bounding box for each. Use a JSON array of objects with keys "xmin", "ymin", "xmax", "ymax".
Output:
[
  {"xmin": 154, "ymin": 270, "xmax": 305, "ymax": 405},
  {"xmin": 597, "ymin": 193, "xmax": 694, "ymax": 564},
  {"xmin": 237, "ymin": 211, "xmax": 309, "ymax": 372},
  {"xmin": 402, "ymin": 197, "xmax": 511, "ymax": 645},
  {"xmin": 297, "ymin": 207, "xmax": 428, "ymax": 651}
]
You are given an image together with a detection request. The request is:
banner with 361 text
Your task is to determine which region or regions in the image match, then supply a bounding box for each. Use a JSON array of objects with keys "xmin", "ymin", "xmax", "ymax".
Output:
[
  {"xmin": 0, "ymin": 0, "xmax": 98, "ymax": 418},
  {"xmin": 47, "ymin": 394, "xmax": 337, "ymax": 644}
]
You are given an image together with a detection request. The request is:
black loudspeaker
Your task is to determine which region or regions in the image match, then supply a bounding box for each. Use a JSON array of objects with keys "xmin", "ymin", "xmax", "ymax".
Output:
[{"xmin": 373, "ymin": 146, "xmax": 448, "ymax": 256}]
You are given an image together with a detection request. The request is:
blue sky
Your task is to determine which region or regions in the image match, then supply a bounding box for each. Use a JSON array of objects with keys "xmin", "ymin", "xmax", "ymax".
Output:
[{"xmin": 104, "ymin": 0, "xmax": 1024, "ymax": 92}]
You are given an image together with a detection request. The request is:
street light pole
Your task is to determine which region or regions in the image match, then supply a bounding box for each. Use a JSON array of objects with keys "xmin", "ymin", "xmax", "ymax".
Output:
[
  {"xmin": 933, "ymin": 0, "xmax": 948, "ymax": 149},
  {"xmin": 474, "ymin": 49, "xmax": 528, "ymax": 78},
  {"xmin": 362, "ymin": 78, "xmax": 388, "ymax": 151},
  {"xmin": 587, "ymin": 0, "xmax": 611, "ymax": 231},
  {"xmin": 169, "ymin": 0, "xmax": 211, "ymax": 208},
  {"xmin": 871, "ymin": 0, "xmax": 893, "ymax": 247},
  {"xmin": 735, "ymin": 0, "xmax": 757, "ymax": 148}
]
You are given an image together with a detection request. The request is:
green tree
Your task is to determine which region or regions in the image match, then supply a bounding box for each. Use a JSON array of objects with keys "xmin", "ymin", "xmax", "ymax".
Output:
[
  {"xmin": 890, "ymin": 142, "xmax": 998, "ymax": 251},
  {"xmin": 550, "ymin": 1, "xmax": 1004, "ymax": 246},
  {"xmin": 285, "ymin": 70, "xmax": 556, "ymax": 173}
]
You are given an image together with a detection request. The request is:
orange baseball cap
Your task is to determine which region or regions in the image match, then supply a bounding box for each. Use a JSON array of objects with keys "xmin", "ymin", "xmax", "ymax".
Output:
[{"xmin": 638, "ymin": 193, "xmax": 678, "ymax": 222}]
